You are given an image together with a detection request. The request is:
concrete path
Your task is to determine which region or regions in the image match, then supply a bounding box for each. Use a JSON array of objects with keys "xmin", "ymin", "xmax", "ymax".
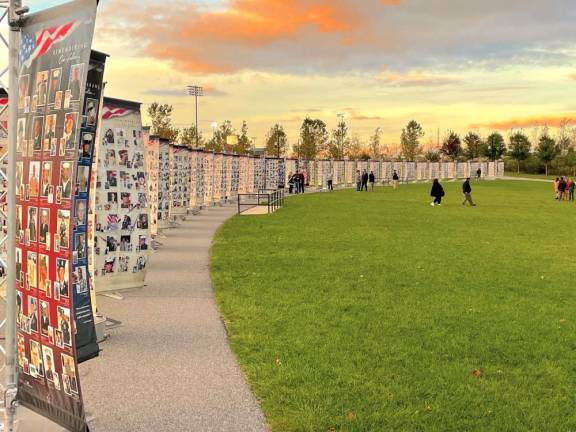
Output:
[
  {"xmin": 80, "ymin": 204, "xmax": 268, "ymax": 432},
  {"xmin": 502, "ymin": 176, "xmax": 553, "ymax": 183}
]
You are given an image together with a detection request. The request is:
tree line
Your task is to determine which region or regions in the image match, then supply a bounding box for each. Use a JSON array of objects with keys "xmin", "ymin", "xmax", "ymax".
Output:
[{"xmin": 147, "ymin": 103, "xmax": 574, "ymax": 175}]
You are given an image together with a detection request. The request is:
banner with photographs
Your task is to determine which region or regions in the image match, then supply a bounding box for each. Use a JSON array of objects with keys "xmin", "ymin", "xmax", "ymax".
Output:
[
  {"xmin": 188, "ymin": 149, "xmax": 198, "ymax": 209},
  {"xmin": 157, "ymin": 138, "xmax": 170, "ymax": 229},
  {"xmin": 238, "ymin": 155, "xmax": 249, "ymax": 194},
  {"xmin": 230, "ymin": 155, "xmax": 240, "ymax": 198},
  {"xmin": 213, "ymin": 153, "xmax": 223, "ymax": 202},
  {"xmin": 169, "ymin": 145, "xmax": 191, "ymax": 216},
  {"xmin": 94, "ymin": 98, "xmax": 150, "ymax": 293},
  {"xmin": 254, "ymin": 157, "xmax": 266, "ymax": 191},
  {"xmin": 223, "ymin": 154, "xmax": 232, "ymax": 200},
  {"xmin": 192, "ymin": 149, "xmax": 204, "ymax": 208},
  {"xmin": 15, "ymin": 1, "xmax": 99, "ymax": 431},
  {"xmin": 203, "ymin": 152, "xmax": 214, "ymax": 205},
  {"xmin": 144, "ymin": 135, "xmax": 159, "ymax": 236},
  {"xmin": 0, "ymin": 91, "xmax": 7, "ymax": 278}
]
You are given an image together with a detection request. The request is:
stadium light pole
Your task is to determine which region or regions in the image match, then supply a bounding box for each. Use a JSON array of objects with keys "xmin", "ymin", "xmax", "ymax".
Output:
[{"xmin": 186, "ymin": 85, "xmax": 203, "ymax": 147}]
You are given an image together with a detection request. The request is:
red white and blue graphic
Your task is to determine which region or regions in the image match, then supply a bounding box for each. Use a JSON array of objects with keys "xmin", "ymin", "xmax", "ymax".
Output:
[{"xmin": 20, "ymin": 21, "xmax": 78, "ymax": 68}]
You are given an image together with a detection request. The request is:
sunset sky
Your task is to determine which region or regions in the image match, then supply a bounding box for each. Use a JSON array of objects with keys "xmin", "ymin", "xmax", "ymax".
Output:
[{"xmin": 29, "ymin": 0, "xmax": 576, "ymax": 149}]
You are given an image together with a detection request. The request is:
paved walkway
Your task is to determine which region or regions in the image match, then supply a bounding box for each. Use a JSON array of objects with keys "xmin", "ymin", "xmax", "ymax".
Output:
[
  {"xmin": 502, "ymin": 176, "xmax": 553, "ymax": 183},
  {"xmin": 18, "ymin": 204, "xmax": 268, "ymax": 431}
]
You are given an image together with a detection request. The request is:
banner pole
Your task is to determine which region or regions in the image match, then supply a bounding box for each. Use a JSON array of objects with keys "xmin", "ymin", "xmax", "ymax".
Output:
[{"xmin": 4, "ymin": 0, "xmax": 22, "ymax": 430}]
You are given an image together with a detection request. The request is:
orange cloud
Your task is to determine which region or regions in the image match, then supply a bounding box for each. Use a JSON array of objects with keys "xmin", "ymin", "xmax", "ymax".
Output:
[
  {"xmin": 99, "ymin": 0, "xmax": 400, "ymax": 74},
  {"xmin": 469, "ymin": 115, "xmax": 576, "ymax": 130},
  {"xmin": 569, "ymin": 73, "xmax": 576, "ymax": 81}
]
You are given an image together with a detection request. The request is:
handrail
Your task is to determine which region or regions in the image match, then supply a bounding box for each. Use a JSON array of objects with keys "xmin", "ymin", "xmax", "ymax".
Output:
[{"xmin": 237, "ymin": 189, "xmax": 285, "ymax": 214}]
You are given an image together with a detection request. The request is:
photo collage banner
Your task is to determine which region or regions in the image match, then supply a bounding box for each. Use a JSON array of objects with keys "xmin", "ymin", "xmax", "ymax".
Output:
[
  {"xmin": 169, "ymin": 145, "xmax": 191, "ymax": 215},
  {"xmin": 157, "ymin": 138, "xmax": 170, "ymax": 229},
  {"xmin": 144, "ymin": 134, "xmax": 159, "ymax": 236},
  {"xmin": 15, "ymin": 1, "xmax": 99, "ymax": 430},
  {"xmin": 93, "ymin": 98, "xmax": 150, "ymax": 293}
]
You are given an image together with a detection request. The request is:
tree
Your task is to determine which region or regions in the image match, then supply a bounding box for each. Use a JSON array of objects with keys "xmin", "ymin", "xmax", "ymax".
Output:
[
  {"xmin": 424, "ymin": 149, "xmax": 441, "ymax": 162},
  {"xmin": 440, "ymin": 131, "xmax": 462, "ymax": 160},
  {"xmin": 265, "ymin": 124, "xmax": 287, "ymax": 158},
  {"xmin": 147, "ymin": 102, "xmax": 179, "ymax": 141},
  {"xmin": 179, "ymin": 125, "xmax": 203, "ymax": 148},
  {"xmin": 564, "ymin": 148, "xmax": 576, "ymax": 176},
  {"xmin": 347, "ymin": 136, "xmax": 363, "ymax": 159},
  {"xmin": 236, "ymin": 121, "xmax": 252, "ymax": 155},
  {"xmin": 297, "ymin": 118, "xmax": 328, "ymax": 160},
  {"xmin": 329, "ymin": 119, "xmax": 350, "ymax": 159},
  {"xmin": 463, "ymin": 132, "xmax": 484, "ymax": 160},
  {"xmin": 400, "ymin": 120, "xmax": 424, "ymax": 161},
  {"xmin": 369, "ymin": 127, "xmax": 383, "ymax": 159},
  {"xmin": 537, "ymin": 133, "xmax": 559, "ymax": 176},
  {"xmin": 508, "ymin": 131, "xmax": 531, "ymax": 173},
  {"xmin": 205, "ymin": 120, "xmax": 235, "ymax": 153},
  {"xmin": 483, "ymin": 132, "xmax": 506, "ymax": 161}
]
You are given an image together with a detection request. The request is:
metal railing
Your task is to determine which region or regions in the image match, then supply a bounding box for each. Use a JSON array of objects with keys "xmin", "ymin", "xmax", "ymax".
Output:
[{"xmin": 237, "ymin": 189, "xmax": 284, "ymax": 214}]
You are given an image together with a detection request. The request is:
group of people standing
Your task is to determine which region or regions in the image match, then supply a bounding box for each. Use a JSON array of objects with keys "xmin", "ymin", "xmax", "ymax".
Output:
[
  {"xmin": 355, "ymin": 170, "xmax": 400, "ymax": 191},
  {"xmin": 554, "ymin": 177, "xmax": 575, "ymax": 201},
  {"xmin": 288, "ymin": 171, "xmax": 306, "ymax": 194}
]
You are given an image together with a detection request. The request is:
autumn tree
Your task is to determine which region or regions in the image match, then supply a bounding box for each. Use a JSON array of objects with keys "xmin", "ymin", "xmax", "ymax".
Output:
[
  {"xmin": 205, "ymin": 120, "xmax": 235, "ymax": 153},
  {"xmin": 265, "ymin": 124, "xmax": 288, "ymax": 158},
  {"xmin": 463, "ymin": 132, "xmax": 484, "ymax": 160},
  {"xmin": 347, "ymin": 135, "xmax": 363, "ymax": 159},
  {"xmin": 236, "ymin": 121, "xmax": 252, "ymax": 155},
  {"xmin": 329, "ymin": 118, "xmax": 350, "ymax": 159},
  {"xmin": 440, "ymin": 131, "xmax": 462, "ymax": 160},
  {"xmin": 296, "ymin": 118, "xmax": 328, "ymax": 160},
  {"xmin": 483, "ymin": 132, "xmax": 507, "ymax": 161},
  {"xmin": 369, "ymin": 127, "xmax": 383, "ymax": 159},
  {"xmin": 179, "ymin": 125, "xmax": 203, "ymax": 148},
  {"xmin": 508, "ymin": 131, "xmax": 531, "ymax": 173},
  {"xmin": 147, "ymin": 102, "xmax": 179, "ymax": 141},
  {"xmin": 400, "ymin": 120, "xmax": 424, "ymax": 161},
  {"xmin": 537, "ymin": 132, "xmax": 559, "ymax": 176},
  {"xmin": 424, "ymin": 149, "xmax": 441, "ymax": 162}
]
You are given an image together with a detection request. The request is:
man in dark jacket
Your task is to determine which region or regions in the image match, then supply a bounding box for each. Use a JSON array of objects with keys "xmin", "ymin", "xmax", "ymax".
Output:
[
  {"xmin": 462, "ymin": 178, "xmax": 476, "ymax": 206},
  {"xmin": 361, "ymin": 170, "xmax": 368, "ymax": 191},
  {"xmin": 298, "ymin": 171, "xmax": 305, "ymax": 194},
  {"xmin": 558, "ymin": 177, "xmax": 567, "ymax": 200}
]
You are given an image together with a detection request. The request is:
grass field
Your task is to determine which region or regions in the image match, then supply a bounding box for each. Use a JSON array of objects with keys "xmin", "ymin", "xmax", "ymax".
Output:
[
  {"xmin": 504, "ymin": 172, "xmax": 556, "ymax": 181},
  {"xmin": 211, "ymin": 180, "xmax": 576, "ymax": 431}
]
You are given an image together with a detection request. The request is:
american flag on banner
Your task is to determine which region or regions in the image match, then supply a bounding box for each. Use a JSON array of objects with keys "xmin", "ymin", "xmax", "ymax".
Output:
[
  {"xmin": 102, "ymin": 106, "xmax": 132, "ymax": 120},
  {"xmin": 19, "ymin": 20, "xmax": 79, "ymax": 68}
]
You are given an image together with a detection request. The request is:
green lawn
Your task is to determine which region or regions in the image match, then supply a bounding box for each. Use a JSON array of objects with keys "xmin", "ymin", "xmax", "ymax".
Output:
[
  {"xmin": 211, "ymin": 181, "xmax": 576, "ymax": 431},
  {"xmin": 504, "ymin": 171, "xmax": 556, "ymax": 181}
]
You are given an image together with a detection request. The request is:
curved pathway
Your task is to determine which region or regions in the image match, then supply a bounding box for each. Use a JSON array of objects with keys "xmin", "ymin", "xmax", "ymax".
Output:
[{"xmin": 77, "ymin": 205, "xmax": 268, "ymax": 431}]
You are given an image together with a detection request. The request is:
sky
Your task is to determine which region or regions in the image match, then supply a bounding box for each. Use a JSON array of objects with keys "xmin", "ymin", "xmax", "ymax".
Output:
[{"xmin": 27, "ymin": 0, "xmax": 576, "ymax": 149}]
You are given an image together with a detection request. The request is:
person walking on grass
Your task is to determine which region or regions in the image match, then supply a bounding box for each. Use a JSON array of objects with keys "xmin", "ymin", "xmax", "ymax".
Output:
[
  {"xmin": 558, "ymin": 177, "xmax": 567, "ymax": 201},
  {"xmin": 462, "ymin": 177, "xmax": 476, "ymax": 206},
  {"xmin": 392, "ymin": 170, "xmax": 399, "ymax": 189},
  {"xmin": 430, "ymin": 178, "xmax": 445, "ymax": 206},
  {"xmin": 569, "ymin": 178, "xmax": 575, "ymax": 202},
  {"xmin": 327, "ymin": 172, "xmax": 333, "ymax": 191},
  {"xmin": 299, "ymin": 170, "xmax": 305, "ymax": 194},
  {"xmin": 369, "ymin": 171, "xmax": 375, "ymax": 191},
  {"xmin": 476, "ymin": 167, "xmax": 482, "ymax": 181},
  {"xmin": 356, "ymin": 170, "xmax": 361, "ymax": 192},
  {"xmin": 554, "ymin": 177, "xmax": 560, "ymax": 200},
  {"xmin": 361, "ymin": 170, "xmax": 369, "ymax": 191}
]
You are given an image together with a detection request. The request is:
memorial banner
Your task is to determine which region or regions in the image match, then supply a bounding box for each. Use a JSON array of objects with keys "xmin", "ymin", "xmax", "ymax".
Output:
[
  {"xmin": 144, "ymin": 135, "xmax": 159, "ymax": 236},
  {"xmin": 231, "ymin": 155, "xmax": 240, "ymax": 198},
  {"xmin": 189, "ymin": 149, "xmax": 198, "ymax": 209},
  {"xmin": 94, "ymin": 98, "xmax": 150, "ymax": 293},
  {"xmin": 238, "ymin": 155, "xmax": 249, "ymax": 194},
  {"xmin": 157, "ymin": 138, "xmax": 170, "ymax": 229},
  {"xmin": 169, "ymin": 145, "xmax": 191, "ymax": 217},
  {"xmin": 15, "ymin": 1, "xmax": 99, "ymax": 430},
  {"xmin": 203, "ymin": 152, "xmax": 214, "ymax": 204},
  {"xmin": 213, "ymin": 153, "xmax": 223, "ymax": 202},
  {"xmin": 194, "ymin": 149, "xmax": 205, "ymax": 208}
]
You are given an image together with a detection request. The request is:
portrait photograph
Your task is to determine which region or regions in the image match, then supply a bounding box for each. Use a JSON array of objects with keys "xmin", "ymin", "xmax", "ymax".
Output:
[
  {"xmin": 48, "ymin": 68, "xmax": 61, "ymax": 105},
  {"xmin": 27, "ymin": 251, "xmax": 37, "ymax": 289},
  {"xmin": 38, "ymin": 253, "xmax": 49, "ymax": 294},
  {"xmin": 43, "ymin": 114, "xmax": 57, "ymax": 151},
  {"xmin": 28, "ymin": 161, "xmax": 40, "ymax": 198},
  {"xmin": 42, "ymin": 346, "xmax": 57, "ymax": 384},
  {"xmin": 76, "ymin": 165, "xmax": 89, "ymax": 193},
  {"xmin": 35, "ymin": 70, "xmax": 48, "ymax": 107},
  {"xmin": 39, "ymin": 208, "xmax": 50, "ymax": 246},
  {"xmin": 40, "ymin": 161, "xmax": 52, "ymax": 198},
  {"xmin": 73, "ymin": 266, "xmax": 88, "ymax": 294},
  {"xmin": 107, "ymin": 192, "xmax": 118, "ymax": 204},
  {"xmin": 16, "ymin": 117, "xmax": 26, "ymax": 153},
  {"xmin": 39, "ymin": 299, "xmax": 50, "ymax": 337},
  {"xmin": 32, "ymin": 116, "xmax": 43, "ymax": 151},
  {"xmin": 27, "ymin": 206, "xmax": 38, "ymax": 243},
  {"xmin": 57, "ymin": 306, "xmax": 72, "ymax": 347},
  {"xmin": 63, "ymin": 112, "xmax": 78, "ymax": 150},
  {"xmin": 59, "ymin": 161, "xmax": 72, "ymax": 199},
  {"xmin": 27, "ymin": 295, "xmax": 38, "ymax": 334},
  {"xmin": 18, "ymin": 74, "xmax": 29, "ymax": 109},
  {"xmin": 106, "ymin": 170, "xmax": 117, "ymax": 187},
  {"xmin": 120, "ymin": 192, "xmax": 131, "ymax": 209},
  {"xmin": 75, "ymin": 199, "xmax": 87, "ymax": 227},
  {"xmin": 68, "ymin": 63, "xmax": 84, "ymax": 101},
  {"xmin": 56, "ymin": 209, "xmax": 70, "ymax": 249},
  {"xmin": 75, "ymin": 232, "xmax": 86, "ymax": 260},
  {"xmin": 63, "ymin": 89, "xmax": 71, "ymax": 109},
  {"xmin": 85, "ymin": 98, "xmax": 98, "ymax": 125},
  {"xmin": 55, "ymin": 258, "xmax": 69, "ymax": 299},
  {"xmin": 54, "ymin": 90, "xmax": 63, "ymax": 110},
  {"xmin": 81, "ymin": 132, "xmax": 93, "ymax": 158},
  {"xmin": 29, "ymin": 340, "xmax": 44, "ymax": 378}
]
